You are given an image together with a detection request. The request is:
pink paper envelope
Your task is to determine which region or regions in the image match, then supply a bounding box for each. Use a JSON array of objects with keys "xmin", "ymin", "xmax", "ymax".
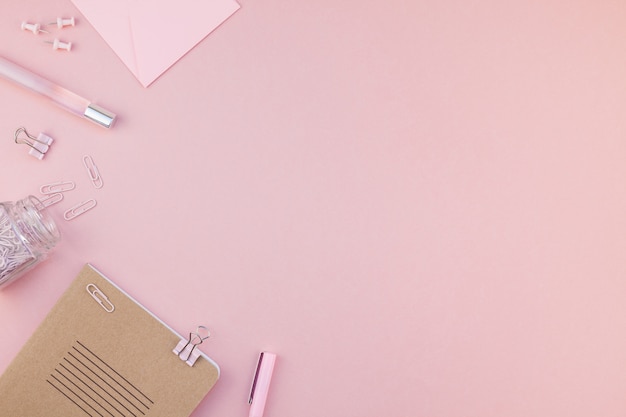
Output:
[{"xmin": 71, "ymin": 0, "xmax": 240, "ymax": 87}]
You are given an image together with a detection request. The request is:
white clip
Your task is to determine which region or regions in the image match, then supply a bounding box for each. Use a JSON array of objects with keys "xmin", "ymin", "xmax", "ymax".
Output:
[
  {"xmin": 83, "ymin": 155, "xmax": 103, "ymax": 189},
  {"xmin": 48, "ymin": 17, "xmax": 75, "ymax": 29},
  {"xmin": 40, "ymin": 192, "xmax": 64, "ymax": 207},
  {"xmin": 173, "ymin": 326, "xmax": 210, "ymax": 366},
  {"xmin": 86, "ymin": 283, "xmax": 114, "ymax": 313},
  {"xmin": 14, "ymin": 127, "xmax": 53, "ymax": 160},
  {"xmin": 21, "ymin": 21, "xmax": 48, "ymax": 34},
  {"xmin": 45, "ymin": 38, "xmax": 72, "ymax": 51},
  {"xmin": 40, "ymin": 180, "xmax": 75, "ymax": 194},
  {"xmin": 63, "ymin": 199, "xmax": 97, "ymax": 220}
]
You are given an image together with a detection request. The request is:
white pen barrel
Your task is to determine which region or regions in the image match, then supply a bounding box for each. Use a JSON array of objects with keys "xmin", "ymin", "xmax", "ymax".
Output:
[{"xmin": 0, "ymin": 55, "xmax": 115, "ymax": 128}]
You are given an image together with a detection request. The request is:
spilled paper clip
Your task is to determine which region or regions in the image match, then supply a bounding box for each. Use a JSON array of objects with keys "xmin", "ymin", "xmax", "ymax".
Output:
[
  {"xmin": 40, "ymin": 180, "xmax": 75, "ymax": 194},
  {"xmin": 64, "ymin": 199, "xmax": 97, "ymax": 220},
  {"xmin": 86, "ymin": 283, "xmax": 114, "ymax": 312},
  {"xmin": 173, "ymin": 326, "xmax": 210, "ymax": 366},
  {"xmin": 83, "ymin": 155, "xmax": 103, "ymax": 189},
  {"xmin": 40, "ymin": 192, "xmax": 64, "ymax": 207}
]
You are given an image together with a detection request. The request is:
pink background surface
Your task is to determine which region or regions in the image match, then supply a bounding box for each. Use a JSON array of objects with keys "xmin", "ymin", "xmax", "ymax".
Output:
[{"xmin": 1, "ymin": 1, "xmax": 626, "ymax": 416}]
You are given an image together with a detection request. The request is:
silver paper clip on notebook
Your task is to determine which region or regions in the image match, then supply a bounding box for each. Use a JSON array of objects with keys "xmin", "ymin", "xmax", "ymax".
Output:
[{"xmin": 173, "ymin": 326, "xmax": 210, "ymax": 366}]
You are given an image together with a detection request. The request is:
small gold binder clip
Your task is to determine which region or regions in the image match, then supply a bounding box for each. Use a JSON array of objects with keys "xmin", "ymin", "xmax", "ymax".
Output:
[{"xmin": 173, "ymin": 326, "xmax": 210, "ymax": 366}]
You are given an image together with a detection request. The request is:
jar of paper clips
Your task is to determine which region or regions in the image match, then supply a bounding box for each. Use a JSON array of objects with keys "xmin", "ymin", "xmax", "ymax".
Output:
[{"xmin": 0, "ymin": 195, "xmax": 60, "ymax": 288}]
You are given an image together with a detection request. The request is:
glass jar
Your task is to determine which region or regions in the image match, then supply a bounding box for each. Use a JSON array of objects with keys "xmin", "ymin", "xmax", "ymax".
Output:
[{"xmin": 0, "ymin": 195, "xmax": 60, "ymax": 288}]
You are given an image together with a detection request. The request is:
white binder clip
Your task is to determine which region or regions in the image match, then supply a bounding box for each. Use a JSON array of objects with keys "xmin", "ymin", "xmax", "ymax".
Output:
[
  {"xmin": 14, "ymin": 127, "xmax": 54, "ymax": 160},
  {"xmin": 173, "ymin": 326, "xmax": 210, "ymax": 366}
]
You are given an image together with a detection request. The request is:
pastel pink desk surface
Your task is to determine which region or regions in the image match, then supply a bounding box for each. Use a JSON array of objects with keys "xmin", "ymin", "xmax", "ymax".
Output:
[{"xmin": 1, "ymin": 1, "xmax": 626, "ymax": 416}]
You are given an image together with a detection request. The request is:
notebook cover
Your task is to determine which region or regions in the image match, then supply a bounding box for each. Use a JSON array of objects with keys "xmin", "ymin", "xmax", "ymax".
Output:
[{"xmin": 0, "ymin": 263, "xmax": 219, "ymax": 417}]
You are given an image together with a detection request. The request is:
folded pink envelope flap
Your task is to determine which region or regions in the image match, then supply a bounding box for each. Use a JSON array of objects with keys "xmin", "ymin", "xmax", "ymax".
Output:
[{"xmin": 71, "ymin": 0, "xmax": 240, "ymax": 87}]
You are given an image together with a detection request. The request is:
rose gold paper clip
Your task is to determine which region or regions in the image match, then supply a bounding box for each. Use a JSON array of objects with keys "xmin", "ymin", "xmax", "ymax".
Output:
[
  {"xmin": 83, "ymin": 155, "xmax": 103, "ymax": 189},
  {"xmin": 40, "ymin": 180, "xmax": 75, "ymax": 194},
  {"xmin": 40, "ymin": 192, "xmax": 63, "ymax": 207},
  {"xmin": 64, "ymin": 199, "xmax": 97, "ymax": 220},
  {"xmin": 86, "ymin": 283, "xmax": 114, "ymax": 312}
]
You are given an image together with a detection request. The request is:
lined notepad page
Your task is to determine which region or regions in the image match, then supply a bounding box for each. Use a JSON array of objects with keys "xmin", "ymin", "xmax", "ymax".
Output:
[{"xmin": 0, "ymin": 264, "xmax": 219, "ymax": 417}]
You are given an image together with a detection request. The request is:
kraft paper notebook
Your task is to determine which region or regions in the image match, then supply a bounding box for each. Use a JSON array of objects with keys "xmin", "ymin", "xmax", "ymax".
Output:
[{"xmin": 0, "ymin": 264, "xmax": 220, "ymax": 417}]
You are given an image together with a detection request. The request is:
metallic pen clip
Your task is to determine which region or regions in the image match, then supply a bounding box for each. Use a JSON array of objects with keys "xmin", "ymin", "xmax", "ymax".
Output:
[
  {"xmin": 248, "ymin": 351, "xmax": 277, "ymax": 417},
  {"xmin": 86, "ymin": 283, "xmax": 114, "ymax": 313},
  {"xmin": 84, "ymin": 104, "xmax": 116, "ymax": 129},
  {"xmin": 173, "ymin": 326, "xmax": 210, "ymax": 366},
  {"xmin": 249, "ymin": 352, "xmax": 265, "ymax": 404}
]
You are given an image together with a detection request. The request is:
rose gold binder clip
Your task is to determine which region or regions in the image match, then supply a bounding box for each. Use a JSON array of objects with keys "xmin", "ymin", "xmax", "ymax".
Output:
[
  {"xmin": 14, "ymin": 127, "xmax": 54, "ymax": 160},
  {"xmin": 86, "ymin": 283, "xmax": 114, "ymax": 313},
  {"xmin": 83, "ymin": 155, "xmax": 103, "ymax": 189},
  {"xmin": 173, "ymin": 326, "xmax": 210, "ymax": 366}
]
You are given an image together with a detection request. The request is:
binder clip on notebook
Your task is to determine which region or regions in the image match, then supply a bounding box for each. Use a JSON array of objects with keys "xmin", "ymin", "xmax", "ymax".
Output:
[{"xmin": 173, "ymin": 326, "xmax": 210, "ymax": 366}]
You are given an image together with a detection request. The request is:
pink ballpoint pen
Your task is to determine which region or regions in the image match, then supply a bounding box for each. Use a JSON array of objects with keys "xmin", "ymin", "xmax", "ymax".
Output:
[
  {"xmin": 248, "ymin": 352, "xmax": 277, "ymax": 417},
  {"xmin": 0, "ymin": 55, "xmax": 116, "ymax": 128}
]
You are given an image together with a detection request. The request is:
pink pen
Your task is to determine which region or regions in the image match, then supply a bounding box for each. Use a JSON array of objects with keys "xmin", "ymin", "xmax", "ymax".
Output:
[
  {"xmin": 0, "ymin": 55, "xmax": 116, "ymax": 128},
  {"xmin": 248, "ymin": 352, "xmax": 276, "ymax": 417}
]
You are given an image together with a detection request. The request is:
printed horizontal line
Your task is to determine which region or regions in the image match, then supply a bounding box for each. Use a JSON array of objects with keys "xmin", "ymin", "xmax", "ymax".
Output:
[
  {"xmin": 48, "ymin": 379, "xmax": 93, "ymax": 417},
  {"xmin": 67, "ymin": 351, "xmax": 140, "ymax": 417},
  {"xmin": 77, "ymin": 340, "xmax": 154, "ymax": 405},
  {"xmin": 57, "ymin": 365, "xmax": 116, "ymax": 417},
  {"xmin": 49, "ymin": 374, "xmax": 103, "ymax": 417},
  {"xmin": 54, "ymin": 368, "xmax": 112, "ymax": 417},
  {"xmin": 73, "ymin": 343, "xmax": 150, "ymax": 410},
  {"xmin": 49, "ymin": 341, "xmax": 154, "ymax": 417},
  {"xmin": 63, "ymin": 358, "xmax": 129, "ymax": 417}
]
